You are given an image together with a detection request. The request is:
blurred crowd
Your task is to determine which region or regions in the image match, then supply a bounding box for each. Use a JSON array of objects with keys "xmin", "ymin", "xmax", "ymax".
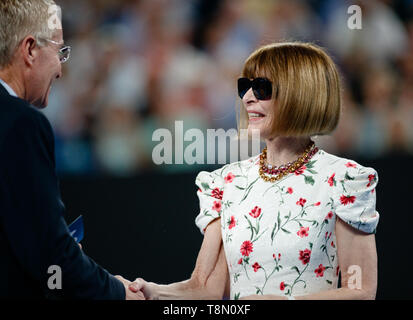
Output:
[{"xmin": 44, "ymin": 0, "xmax": 413, "ymax": 176}]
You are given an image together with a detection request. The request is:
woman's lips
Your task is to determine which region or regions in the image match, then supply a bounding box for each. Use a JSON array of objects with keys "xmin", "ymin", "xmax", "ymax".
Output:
[{"xmin": 248, "ymin": 111, "xmax": 265, "ymax": 121}]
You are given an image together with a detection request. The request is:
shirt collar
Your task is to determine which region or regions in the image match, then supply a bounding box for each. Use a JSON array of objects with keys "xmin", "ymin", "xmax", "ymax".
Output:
[{"xmin": 0, "ymin": 78, "xmax": 18, "ymax": 97}]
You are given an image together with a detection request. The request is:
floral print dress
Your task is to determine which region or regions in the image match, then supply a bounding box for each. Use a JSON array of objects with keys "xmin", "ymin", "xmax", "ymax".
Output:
[{"xmin": 195, "ymin": 149, "xmax": 379, "ymax": 299}]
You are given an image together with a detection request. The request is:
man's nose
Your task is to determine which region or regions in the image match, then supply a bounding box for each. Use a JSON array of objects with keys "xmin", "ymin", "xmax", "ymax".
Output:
[{"xmin": 56, "ymin": 67, "xmax": 63, "ymax": 79}]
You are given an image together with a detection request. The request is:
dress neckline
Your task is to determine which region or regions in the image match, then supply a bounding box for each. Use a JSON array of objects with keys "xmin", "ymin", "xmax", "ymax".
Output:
[{"xmin": 249, "ymin": 147, "xmax": 323, "ymax": 184}]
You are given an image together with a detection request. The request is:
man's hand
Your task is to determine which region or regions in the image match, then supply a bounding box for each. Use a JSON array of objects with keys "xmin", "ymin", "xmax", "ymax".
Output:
[
  {"xmin": 129, "ymin": 278, "xmax": 159, "ymax": 300},
  {"xmin": 115, "ymin": 275, "xmax": 145, "ymax": 300}
]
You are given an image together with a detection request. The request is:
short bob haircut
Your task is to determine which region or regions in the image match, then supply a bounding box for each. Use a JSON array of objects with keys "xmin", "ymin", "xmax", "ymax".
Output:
[{"xmin": 238, "ymin": 42, "xmax": 341, "ymax": 137}]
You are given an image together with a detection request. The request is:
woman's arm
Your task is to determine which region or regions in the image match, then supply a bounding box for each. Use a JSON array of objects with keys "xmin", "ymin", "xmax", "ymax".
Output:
[
  {"xmin": 130, "ymin": 218, "xmax": 229, "ymax": 300},
  {"xmin": 297, "ymin": 216, "xmax": 378, "ymax": 300},
  {"xmin": 242, "ymin": 216, "xmax": 378, "ymax": 300}
]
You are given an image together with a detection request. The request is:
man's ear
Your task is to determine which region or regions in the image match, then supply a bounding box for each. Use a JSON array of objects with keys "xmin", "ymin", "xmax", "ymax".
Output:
[{"xmin": 20, "ymin": 36, "xmax": 38, "ymax": 67}]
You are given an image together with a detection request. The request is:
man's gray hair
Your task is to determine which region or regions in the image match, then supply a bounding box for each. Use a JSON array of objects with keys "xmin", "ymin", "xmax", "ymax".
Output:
[{"xmin": 0, "ymin": 0, "xmax": 61, "ymax": 68}]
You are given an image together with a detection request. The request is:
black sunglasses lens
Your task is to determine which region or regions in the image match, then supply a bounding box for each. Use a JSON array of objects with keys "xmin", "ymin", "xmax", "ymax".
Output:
[
  {"xmin": 238, "ymin": 78, "xmax": 252, "ymax": 99},
  {"xmin": 238, "ymin": 78, "xmax": 273, "ymax": 100},
  {"xmin": 252, "ymin": 78, "xmax": 272, "ymax": 100}
]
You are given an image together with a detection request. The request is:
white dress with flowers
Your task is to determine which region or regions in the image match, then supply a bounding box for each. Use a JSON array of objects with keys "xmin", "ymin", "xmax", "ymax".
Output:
[{"xmin": 194, "ymin": 149, "xmax": 379, "ymax": 299}]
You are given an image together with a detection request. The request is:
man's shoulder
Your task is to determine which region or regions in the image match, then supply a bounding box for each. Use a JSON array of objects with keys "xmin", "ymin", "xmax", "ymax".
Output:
[
  {"xmin": 0, "ymin": 95, "xmax": 53, "ymax": 153},
  {"xmin": 0, "ymin": 95, "xmax": 51, "ymax": 135}
]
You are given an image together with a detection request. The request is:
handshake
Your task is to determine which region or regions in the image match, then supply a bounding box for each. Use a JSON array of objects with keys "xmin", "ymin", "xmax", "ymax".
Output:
[
  {"xmin": 71, "ymin": 217, "xmax": 226, "ymax": 300},
  {"xmin": 115, "ymin": 276, "xmax": 157, "ymax": 300}
]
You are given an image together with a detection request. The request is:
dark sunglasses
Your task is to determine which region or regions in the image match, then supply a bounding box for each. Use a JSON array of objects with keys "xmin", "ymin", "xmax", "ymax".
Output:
[{"xmin": 237, "ymin": 77, "xmax": 273, "ymax": 100}]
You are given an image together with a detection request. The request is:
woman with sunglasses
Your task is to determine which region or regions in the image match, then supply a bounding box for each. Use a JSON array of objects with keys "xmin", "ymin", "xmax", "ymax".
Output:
[{"xmin": 129, "ymin": 42, "xmax": 379, "ymax": 300}]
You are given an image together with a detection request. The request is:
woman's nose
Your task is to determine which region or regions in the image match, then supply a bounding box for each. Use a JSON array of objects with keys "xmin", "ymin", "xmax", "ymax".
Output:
[{"xmin": 243, "ymin": 87, "xmax": 257, "ymax": 105}]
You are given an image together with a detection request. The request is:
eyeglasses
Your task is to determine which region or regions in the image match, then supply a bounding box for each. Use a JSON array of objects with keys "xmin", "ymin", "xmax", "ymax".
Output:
[
  {"xmin": 237, "ymin": 77, "xmax": 273, "ymax": 100},
  {"xmin": 37, "ymin": 38, "xmax": 71, "ymax": 64}
]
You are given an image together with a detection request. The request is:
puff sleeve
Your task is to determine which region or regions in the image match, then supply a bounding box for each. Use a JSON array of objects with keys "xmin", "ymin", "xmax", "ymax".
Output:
[
  {"xmin": 194, "ymin": 170, "xmax": 225, "ymax": 235},
  {"xmin": 334, "ymin": 165, "xmax": 380, "ymax": 234}
]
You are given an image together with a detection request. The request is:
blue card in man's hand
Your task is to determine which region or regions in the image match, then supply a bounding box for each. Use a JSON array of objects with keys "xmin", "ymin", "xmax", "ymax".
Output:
[{"xmin": 68, "ymin": 215, "xmax": 84, "ymax": 243}]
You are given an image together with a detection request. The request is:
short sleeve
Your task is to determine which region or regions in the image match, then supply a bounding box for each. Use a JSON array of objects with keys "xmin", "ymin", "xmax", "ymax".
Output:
[
  {"xmin": 334, "ymin": 166, "xmax": 379, "ymax": 234},
  {"xmin": 194, "ymin": 170, "xmax": 224, "ymax": 235}
]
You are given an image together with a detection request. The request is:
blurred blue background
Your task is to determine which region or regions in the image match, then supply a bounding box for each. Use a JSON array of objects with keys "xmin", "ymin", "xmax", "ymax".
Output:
[{"xmin": 48, "ymin": 0, "xmax": 413, "ymax": 299}]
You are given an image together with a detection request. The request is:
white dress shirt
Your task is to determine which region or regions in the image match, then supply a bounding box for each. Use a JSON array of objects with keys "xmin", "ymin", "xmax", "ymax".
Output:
[{"xmin": 0, "ymin": 78, "xmax": 18, "ymax": 97}]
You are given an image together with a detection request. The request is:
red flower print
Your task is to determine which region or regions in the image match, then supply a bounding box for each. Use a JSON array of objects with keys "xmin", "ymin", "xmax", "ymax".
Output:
[
  {"xmin": 314, "ymin": 264, "xmax": 326, "ymax": 277},
  {"xmin": 280, "ymin": 282, "xmax": 285, "ymax": 291},
  {"xmin": 278, "ymin": 253, "xmax": 281, "ymax": 260},
  {"xmin": 299, "ymin": 249, "xmax": 311, "ymax": 265},
  {"xmin": 249, "ymin": 206, "xmax": 262, "ymax": 218},
  {"xmin": 297, "ymin": 226, "xmax": 309, "ymax": 238},
  {"xmin": 212, "ymin": 200, "xmax": 222, "ymax": 212},
  {"xmin": 331, "ymin": 241, "xmax": 335, "ymax": 248},
  {"xmin": 198, "ymin": 188, "xmax": 202, "ymax": 193},
  {"xmin": 327, "ymin": 173, "xmax": 336, "ymax": 186},
  {"xmin": 252, "ymin": 262, "xmax": 261, "ymax": 272},
  {"xmin": 294, "ymin": 165, "xmax": 307, "ymax": 175},
  {"xmin": 287, "ymin": 187, "xmax": 293, "ymax": 194},
  {"xmin": 366, "ymin": 174, "xmax": 376, "ymax": 187},
  {"xmin": 326, "ymin": 211, "xmax": 334, "ymax": 219},
  {"xmin": 345, "ymin": 162, "xmax": 357, "ymax": 168},
  {"xmin": 211, "ymin": 188, "xmax": 223, "ymax": 200},
  {"xmin": 224, "ymin": 172, "xmax": 235, "ymax": 183},
  {"xmin": 314, "ymin": 201, "xmax": 321, "ymax": 206},
  {"xmin": 240, "ymin": 241, "xmax": 253, "ymax": 257},
  {"xmin": 296, "ymin": 198, "xmax": 307, "ymax": 207},
  {"xmin": 340, "ymin": 195, "xmax": 356, "ymax": 205},
  {"xmin": 228, "ymin": 216, "xmax": 236, "ymax": 229},
  {"xmin": 238, "ymin": 258, "xmax": 243, "ymax": 265}
]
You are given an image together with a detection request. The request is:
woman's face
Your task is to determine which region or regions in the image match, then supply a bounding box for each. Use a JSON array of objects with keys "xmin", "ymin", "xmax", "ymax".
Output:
[{"xmin": 242, "ymin": 87, "xmax": 275, "ymax": 139}]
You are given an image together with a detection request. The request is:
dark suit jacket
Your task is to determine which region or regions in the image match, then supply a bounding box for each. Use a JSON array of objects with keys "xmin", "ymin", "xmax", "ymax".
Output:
[{"xmin": 0, "ymin": 84, "xmax": 125, "ymax": 299}]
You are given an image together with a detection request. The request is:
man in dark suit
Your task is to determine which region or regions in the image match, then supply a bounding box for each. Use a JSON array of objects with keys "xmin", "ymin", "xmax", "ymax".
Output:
[{"xmin": 0, "ymin": 0, "xmax": 143, "ymax": 299}]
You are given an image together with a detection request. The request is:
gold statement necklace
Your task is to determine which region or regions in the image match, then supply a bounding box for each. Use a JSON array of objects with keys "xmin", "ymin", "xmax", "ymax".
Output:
[{"xmin": 259, "ymin": 141, "xmax": 319, "ymax": 183}]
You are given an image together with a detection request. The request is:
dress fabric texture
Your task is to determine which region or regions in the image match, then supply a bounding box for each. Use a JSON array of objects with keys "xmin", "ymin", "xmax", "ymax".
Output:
[{"xmin": 194, "ymin": 149, "xmax": 379, "ymax": 299}]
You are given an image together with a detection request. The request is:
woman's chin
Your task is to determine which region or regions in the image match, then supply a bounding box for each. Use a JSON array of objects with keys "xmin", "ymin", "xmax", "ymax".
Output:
[{"xmin": 247, "ymin": 125, "xmax": 271, "ymax": 139}]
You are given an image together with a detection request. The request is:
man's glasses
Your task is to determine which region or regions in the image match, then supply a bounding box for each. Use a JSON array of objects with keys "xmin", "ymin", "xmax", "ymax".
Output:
[
  {"xmin": 37, "ymin": 38, "xmax": 71, "ymax": 64},
  {"xmin": 237, "ymin": 77, "xmax": 273, "ymax": 100}
]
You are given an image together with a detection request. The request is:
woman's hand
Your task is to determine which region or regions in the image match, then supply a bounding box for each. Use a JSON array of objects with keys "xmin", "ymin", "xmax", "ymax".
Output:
[
  {"xmin": 127, "ymin": 219, "xmax": 228, "ymax": 300},
  {"xmin": 115, "ymin": 275, "xmax": 145, "ymax": 300},
  {"xmin": 129, "ymin": 278, "xmax": 159, "ymax": 300}
]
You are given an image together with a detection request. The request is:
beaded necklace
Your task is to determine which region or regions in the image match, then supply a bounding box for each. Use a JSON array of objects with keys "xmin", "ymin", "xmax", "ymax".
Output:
[{"xmin": 258, "ymin": 141, "xmax": 319, "ymax": 183}]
